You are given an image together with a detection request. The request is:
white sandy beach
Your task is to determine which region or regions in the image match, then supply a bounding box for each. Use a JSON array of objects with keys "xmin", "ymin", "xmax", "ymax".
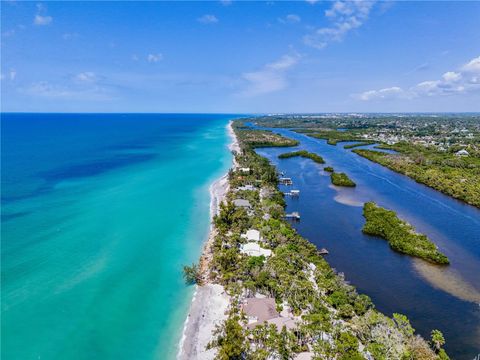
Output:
[{"xmin": 177, "ymin": 121, "xmax": 238, "ymax": 360}]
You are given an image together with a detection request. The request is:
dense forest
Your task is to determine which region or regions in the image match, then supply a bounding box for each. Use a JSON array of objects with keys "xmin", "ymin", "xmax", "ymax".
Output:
[
  {"xmin": 354, "ymin": 144, "xmax": 480, "ymax": 208},
  {"xmin": 362, "ymin": 202, "xmax": 449, "ymax": 265},
  {"xmin": 331, "ymin": 172, "xmax": 356, "ymax": 187},
  {"xmin": 278, "ymin": 150, "xmax": 325, "ymax": 164}
]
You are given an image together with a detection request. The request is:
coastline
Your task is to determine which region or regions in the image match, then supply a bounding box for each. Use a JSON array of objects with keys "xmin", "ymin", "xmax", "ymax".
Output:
[{"xmin": 177, "ymin": 121, "xmax": 238, "ymax": 360}]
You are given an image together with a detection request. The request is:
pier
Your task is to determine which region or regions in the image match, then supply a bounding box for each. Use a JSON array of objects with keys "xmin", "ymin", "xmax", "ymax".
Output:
[
  {"xmin": 285, "ymin": 211, "xmax": 300, "ymax": 220},
  {"xmin": 284, "ymin": 189, "xmax": 300, "ymax": 196},
  {"xmin": 279, "ymin": 177, "xmax": 293, "ymax": 185}
]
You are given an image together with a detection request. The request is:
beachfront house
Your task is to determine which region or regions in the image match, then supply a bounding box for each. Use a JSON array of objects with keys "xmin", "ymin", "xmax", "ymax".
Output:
[
  {"xmin": 240, "ymin": 242, "xmax": 272, "ymax": 257},
  {"xmin": 236, "ymin": 184, "xmax": 255, "ymax": 192},
  {"xmin": 242, "ymin": 297, "xmax": 278, "ymax": 324},
  {"xmin": 239, "ymin": 167, "xmax": 251, "ymax": 173},
  {"xmin": 233, "ymin": 199, "xmax": 251, "ymax": 209},
  {"xmin": 455, "ymin": 149, "xmax": 469, "ymax": 157},
  {"xmin": 241, "ymin": 229, "xmax": 262, "ymax": 242}
]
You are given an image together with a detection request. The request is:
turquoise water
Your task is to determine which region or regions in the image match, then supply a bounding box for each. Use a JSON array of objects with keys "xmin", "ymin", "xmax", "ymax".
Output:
[{"xmin": 1, "ymin": 114, "xmax": 233, "ymax": 359}]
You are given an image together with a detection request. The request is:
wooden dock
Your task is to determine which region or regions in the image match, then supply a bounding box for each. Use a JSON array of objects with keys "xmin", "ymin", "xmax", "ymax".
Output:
[
  {"xmin": 284, "ymin": 190, "xmax": 300, "ymax": 196},
  {"xmin": 285, "ymin": 211, "xmax": 300, "ymax": 220},
  {"xmin": 279, "ymin": 177, "xmax": 293, "ymax": 185}
]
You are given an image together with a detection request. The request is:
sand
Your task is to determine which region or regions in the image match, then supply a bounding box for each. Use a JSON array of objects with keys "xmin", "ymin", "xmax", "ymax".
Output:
[{"xmin": 177, "ymin": 121, "xmax": 238, "ymax": 359}]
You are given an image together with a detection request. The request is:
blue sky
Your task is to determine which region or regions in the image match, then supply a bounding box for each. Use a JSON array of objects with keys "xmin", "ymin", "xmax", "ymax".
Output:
[{"xmin": 1, "ymin": 1, "xmax": 479, "ymax": 113}]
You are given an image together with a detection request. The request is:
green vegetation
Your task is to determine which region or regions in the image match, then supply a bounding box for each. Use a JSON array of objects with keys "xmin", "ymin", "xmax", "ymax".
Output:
[
  {"xmin": 200, "ymin": 120, "xmax": 448, "ymax": 359},
  {"xmin": 324, "ymin": 166, "xmax": 334, "ymax": 172},
  {"xmin": 298, "ymin": 130, "xmax": 366, "ymax": 145},
  {"xmin": 344, "ymin": 141, "xmax": 375, "ymax": 149},
  {"xmin": 233, "ymin": 123, "xmax": 299, "ymax": 148},
  {"xmin": 331, "ymin": 172, "xmax": 356, "ymax": 187},
  {"xmin": 362, "ymin": 202, "xmax": 449, "ymax": 265},
  {"xmin": 183, "ymin": 263, "xmax": 201, "ymax": 284},
  {"xmin": 278, "ymin": 150, "xmax": 325, "ymax": 164},
  {"xmin": 354, "ymin": 143, "xmax": 480, "ymax": 208}
]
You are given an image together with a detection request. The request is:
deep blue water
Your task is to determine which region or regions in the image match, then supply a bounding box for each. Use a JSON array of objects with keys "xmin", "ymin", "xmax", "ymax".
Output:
[{"xmin": 256, "ymin": 128, "xmax": 480, "ymax": 360}]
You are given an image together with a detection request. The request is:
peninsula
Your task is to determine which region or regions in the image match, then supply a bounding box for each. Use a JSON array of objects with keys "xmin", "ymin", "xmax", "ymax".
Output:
[{"xmin": 179, "ymin": 120, "xmax": 449, "ymax": 360}]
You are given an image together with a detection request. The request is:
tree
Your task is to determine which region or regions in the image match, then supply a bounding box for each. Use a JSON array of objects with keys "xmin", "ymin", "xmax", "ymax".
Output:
[
  {"xmin": 209, "ymin": 314, "xmax": 248, "ymax": 360},
  {"xmin": 430, "ymin": 329, "xmax": 445, "ymax": 353},
  {"xmin": 393, "ymin": 313, "xmax": 414, "ymax": 338},
  {"xmin": 182, "ymin": 263, "xmax": 200, "ymax": 284}
]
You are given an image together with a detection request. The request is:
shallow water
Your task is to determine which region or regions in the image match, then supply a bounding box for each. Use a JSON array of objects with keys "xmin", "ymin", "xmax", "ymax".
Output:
[
  {"xmin": 256, "ymin": 128, "xmax": 480, "ymax": 360},
  {"xmin": 1, "ymin": 113, "xmax": 233, "ymax": 360}
]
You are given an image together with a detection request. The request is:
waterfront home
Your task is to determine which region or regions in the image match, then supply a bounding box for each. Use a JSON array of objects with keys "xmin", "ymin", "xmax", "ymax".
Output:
[
  {"xmin": 236, "ymin": 184, "xmax": 255, "ymax": 191},
  {"xmin": 233, "ymin": 199, "xmax": 251, "ymax": 209},
  {"xmin": 455, "ymin": 149, "xmax": 469, "ymax": 157},
  {"xmin": 239, "ymin": 167, "xmax": 251, "ymax": 172},
  {"xmin": 240, "ymin": 242, "xmax": 272, "ymax": 257},
  {"xmin": 242, "ymin": 297, "xmax": 278, "ymax": 324},
  {"xmin": 262, "ymin": 316, "xmax": 298, "ymax": 332},
  {"xmin": 241, "ymin": 229, "xmax": 262, "ymax": 242}
]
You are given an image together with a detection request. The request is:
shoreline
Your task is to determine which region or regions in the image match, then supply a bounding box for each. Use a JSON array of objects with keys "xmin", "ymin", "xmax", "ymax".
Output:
[{"xmin": 177, "ymin": 121, "xmax": 238, "ymax": 360}]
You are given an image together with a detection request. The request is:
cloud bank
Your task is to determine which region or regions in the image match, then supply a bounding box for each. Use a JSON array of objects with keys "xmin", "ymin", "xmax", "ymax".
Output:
[{"xmin": 355, "ymin": 55, "xmax": 480, "ymax": 101}]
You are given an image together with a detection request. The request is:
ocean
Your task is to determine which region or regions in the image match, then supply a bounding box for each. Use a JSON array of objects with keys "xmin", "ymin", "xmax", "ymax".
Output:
[{"xmin": 1, "ymin": 113, "xmax": 233, "ymax": 360}]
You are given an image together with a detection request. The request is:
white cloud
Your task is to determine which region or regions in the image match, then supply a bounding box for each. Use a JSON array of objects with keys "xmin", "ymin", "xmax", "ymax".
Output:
[
  {"xmin": 0, "ymin": 70, "xmax": 17, "ymax": 81},
  {"xmin": 304, "ymin": 1, "xmax": 375, "ymax": 49},
  {"xmin": 357, "ymin": 87, "xmax": 405, "ymax": 101},
  {"xmin": 34, "ymin": 3, "xmax": 52, "ymax": 25},
  {"xmin": 197, "ymin": 14, "xmax": 219, "ymax": 24},
  {"xmin": 356, "ymin": 55, "xmax": 480, "ymax": 101},
  {"xmin": 442, "ymin": 71, "xmax": 462, "ymax": 83},
  {"xmin": 239, "ymin": 53, "xmax": 300, "ymax": 96},
  {"xmin": 34, "ymin": 14, "xmax": 52, "ymax": 25},
  {"xmin": 461, "ymin": 56, "xmax": 480, "ymax": 73},
  {"xmin": 75, "ymin": 72, "xmax": 97, "ymax": 83},
  {"xmin": 278, "ymin": 14, "xmax": 301, "ymax": 24},
  {"xmin": 21, "ymin": 81, "xmax": 113, "ymax": 101},
  {"xmin": 147, "ymin": 53, "xmax": 163, "ymax": 63}
]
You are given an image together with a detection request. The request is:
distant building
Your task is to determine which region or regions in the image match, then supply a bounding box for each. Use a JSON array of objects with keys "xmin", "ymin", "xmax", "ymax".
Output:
[
  {"xmin": 455, "ymin": 149, "xmax": 469, "ymax": 157},
  {"xmin": 239, "ymin": 167, "xmax": 251, "ymax": 173}
]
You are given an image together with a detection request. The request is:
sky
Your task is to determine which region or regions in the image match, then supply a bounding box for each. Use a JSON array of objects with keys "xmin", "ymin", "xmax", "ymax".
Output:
[{"xmin": 1, "ymin": 0, "xmax": 480, "ymax": 113}]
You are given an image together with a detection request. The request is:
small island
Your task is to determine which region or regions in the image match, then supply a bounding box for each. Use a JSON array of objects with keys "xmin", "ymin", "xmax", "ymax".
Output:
[
  {"xmin": 362, "ymin": 202, "xmax": 449, "ymax": 265},
  {"xmin": 331, "ymin": 172, "xmax": 356, "ymax": 187},
  {"xmin": 324, "ymin": 166, "xmax": 334, "ymax": 172},
  {"xmin": 278, "ymin": 150, "xmax": 325, "ymax": 164}
]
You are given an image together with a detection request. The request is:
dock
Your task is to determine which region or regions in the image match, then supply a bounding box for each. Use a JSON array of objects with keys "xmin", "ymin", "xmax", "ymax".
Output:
[
  {"xmin": 285, "ymin": 211, "xmax": 300, "ymax": 220},
  {"xmin": 284, "ymin": 189, "xmax": 300, "ymax": 196},
  {"xmin": 319, "ymin": 248, "xmax": 329, "ymax": 255},
  {"xmin": 279, "ymin": 177, "xmax": 293, "ymax": 185}
]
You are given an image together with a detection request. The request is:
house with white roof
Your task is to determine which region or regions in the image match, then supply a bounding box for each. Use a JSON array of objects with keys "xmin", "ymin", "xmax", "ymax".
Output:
[
  {"xmin": 240, "ymin": 242, "xmax": 272, "ymax": 257},
  {"xmin": 455, "ymin": 149, "xmax": 469, "ymax": 157},
  {"xmin": 233, "ymin": 199, "xmax": 251, "ymax": 209},
  {"xmin": 241, "ymin": 229, "xmax": 262, "ymax": 242}
]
